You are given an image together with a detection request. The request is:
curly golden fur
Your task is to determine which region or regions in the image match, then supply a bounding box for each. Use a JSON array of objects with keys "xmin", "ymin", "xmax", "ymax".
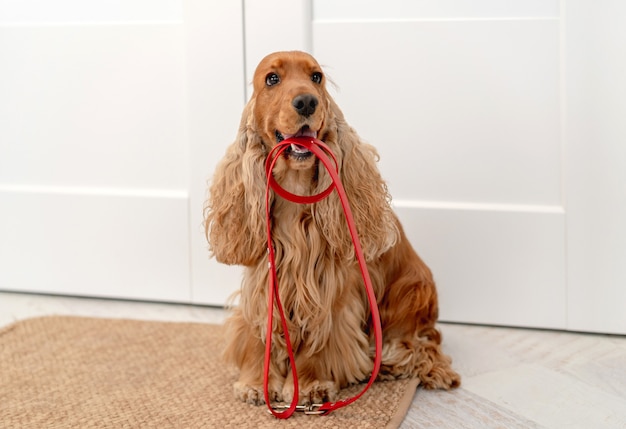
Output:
[{"xmin": 205, "ymin": 51, "xmax": 460, "ymax": 406}]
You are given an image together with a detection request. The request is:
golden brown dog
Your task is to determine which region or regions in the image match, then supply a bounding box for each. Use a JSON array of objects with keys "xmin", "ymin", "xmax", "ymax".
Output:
[{"xmin": 205, "ymin": 51, "xmax": 460, "ymax": 406}]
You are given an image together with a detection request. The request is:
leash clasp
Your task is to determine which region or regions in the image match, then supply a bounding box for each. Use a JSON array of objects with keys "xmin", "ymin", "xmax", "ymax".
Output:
[{"xmin": 269, "ymin": 403, "xmax": 326, "ymax": 416}]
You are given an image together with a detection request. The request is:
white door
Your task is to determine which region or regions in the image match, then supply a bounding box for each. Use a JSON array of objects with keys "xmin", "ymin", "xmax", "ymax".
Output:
[
  {"xmin": 244, "ymin": 0, "xmax": 566, "ymax": 330},
  {"xmin": 186, "ymin": 1, "xmax": 246, "ymax": 306},
  {"xmin": 0, "ymin": 0, "xmax": 245, "ymax": 304},
  {"xmin": 565, "ymin": 0, "xmax": 626, "ymax": 335}
]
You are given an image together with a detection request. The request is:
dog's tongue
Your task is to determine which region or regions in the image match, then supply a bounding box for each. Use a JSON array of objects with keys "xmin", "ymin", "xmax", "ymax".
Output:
[{"xmin": 284, "ymin": 129, "xmax": 317, "ymax": 153}]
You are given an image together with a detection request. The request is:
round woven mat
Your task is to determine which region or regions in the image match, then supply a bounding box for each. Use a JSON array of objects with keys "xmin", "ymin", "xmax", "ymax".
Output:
[{"xmin": 0, "ymin": 316, "xmax": 418, "ymax": 428}]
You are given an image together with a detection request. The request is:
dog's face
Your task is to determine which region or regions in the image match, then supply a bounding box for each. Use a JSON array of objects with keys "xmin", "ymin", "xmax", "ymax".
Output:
[{"xmin": 252, "ymin": 51, "xmax": 329, "ymax": 171}]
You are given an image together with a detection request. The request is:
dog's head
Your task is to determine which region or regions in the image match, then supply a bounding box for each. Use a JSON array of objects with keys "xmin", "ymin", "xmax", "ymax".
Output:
[
  {"xmin": 205, "ymin": 51, "xmax": 399, "ymax": 266},
  {"xmin": 251, "ymin": 51, "xmax": 332, "ymax": 171}
]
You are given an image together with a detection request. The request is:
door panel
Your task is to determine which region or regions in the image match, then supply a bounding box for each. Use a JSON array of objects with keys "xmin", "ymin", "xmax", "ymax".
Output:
[
  {"xmin": 0, "ymin": 2, "xmax": 190, "ymax": 302},
  {"xmin": 398, "ymin": 205, "xmax": 565, "ymax": 329},
  {"xmin": 0, "ymin": 189, "xmax": 190, "ymax": 302},
  {"xmin": 314, "ymin": 19, "xmax": 561, "ymax": 206},
  {"xmin": 186, "ymin": 0, "xmax": 246, "ymax": 305},
  {"xmin": 565, "ymin": 0, "xmax": 626, "ymax": 334},
  {"xmin": 312, "ymin": 16, "xmax": 565, "ymax": 328},
  {"xmin": 0, "ymin": 0, "xmax": 249, "ymax": 304},
  {"xmin": 0, "ymin": 24, "xmax": 187, "ymax": 191}
]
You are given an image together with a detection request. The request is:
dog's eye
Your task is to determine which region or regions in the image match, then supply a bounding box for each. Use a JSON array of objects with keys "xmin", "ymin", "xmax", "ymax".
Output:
[
  {"xmin": 311, "ymin": 72, "xmax": 323, "ymax": 84},
  {"xmin": 265, "ymin": 73, "xmax": 280, "ymax": 87}
]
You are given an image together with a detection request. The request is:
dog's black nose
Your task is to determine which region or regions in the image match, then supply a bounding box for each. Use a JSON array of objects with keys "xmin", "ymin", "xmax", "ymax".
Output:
[{"xmin": 292, "ymin": 94, "xmax": 318, "ymax": 117}]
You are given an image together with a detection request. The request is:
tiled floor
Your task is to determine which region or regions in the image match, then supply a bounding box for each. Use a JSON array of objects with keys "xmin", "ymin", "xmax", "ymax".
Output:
[{"xmin": 1, "ymin": 291, "xmax": 625, "ymax": 428}]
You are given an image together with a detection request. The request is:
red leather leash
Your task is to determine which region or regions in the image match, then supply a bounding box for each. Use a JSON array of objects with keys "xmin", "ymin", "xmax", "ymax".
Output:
[{"xmin": 263, "ymin": 136, "xmax": 383, "ymax": 418}]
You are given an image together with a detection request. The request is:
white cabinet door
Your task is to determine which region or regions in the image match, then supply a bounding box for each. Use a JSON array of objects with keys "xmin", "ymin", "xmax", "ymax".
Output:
[
  {"xmin": 186, "ymin": 0, "xmax": 246, "ymax": 306},
  {"xmin": 565, "ymin": 0, "xmax": 626, "ymax": 335},
  {"xmin": 4, "ymin": 0, "xmax": 621, "ymax": 333},
  {"xmin": 244, "ymin": 0, "xmax": 626, "ymax": 334},
  {"xmin": 0, "ymin": 0, "xmax": 245, "ymax": 304},
  {"xmin": 244, "ymin": 0, "xmax": 567, "ymax": 329}
]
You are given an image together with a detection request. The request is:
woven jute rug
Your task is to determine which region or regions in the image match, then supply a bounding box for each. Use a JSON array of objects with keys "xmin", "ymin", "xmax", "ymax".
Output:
[{"xmin": 0, "ymin": 316, "xmax": 419, "ymax": 428}]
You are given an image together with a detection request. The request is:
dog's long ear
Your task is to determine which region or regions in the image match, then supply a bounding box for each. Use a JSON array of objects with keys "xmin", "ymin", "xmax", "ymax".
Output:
[
  {"xmin": 314, "ymin": 98, "xmax": 399, "ymax": 261},
  {"xmin": 204, "ymin": 99, "xmax": 268, "ymax": 266}
]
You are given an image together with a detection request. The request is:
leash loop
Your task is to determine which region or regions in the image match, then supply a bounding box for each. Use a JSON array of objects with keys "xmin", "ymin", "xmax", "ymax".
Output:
[{"xmin": 264, "ymin": 136, "xmax": 383, "ymax": 419}]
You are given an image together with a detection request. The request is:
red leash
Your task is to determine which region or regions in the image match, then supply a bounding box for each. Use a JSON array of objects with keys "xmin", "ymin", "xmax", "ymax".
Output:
[{"xmin": 263, "ymin": 136, "xmax": 383, "ymax": 418}]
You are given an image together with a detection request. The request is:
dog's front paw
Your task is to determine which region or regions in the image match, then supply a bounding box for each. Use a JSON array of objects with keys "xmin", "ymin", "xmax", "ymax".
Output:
[
  {"xmin": 421, "ymin": 365, "xmax": 461, "ymax": 390},
  {"xmin": 282, "ymin": 380, "xmax": 339, "ymax": 406},
  {"xmin": 234, "ymin": 382, "xmax": 283, "ymax": 406},
  {"xmin": 379, "ymin": 336, "xmax": 461, "ymax": 390}
]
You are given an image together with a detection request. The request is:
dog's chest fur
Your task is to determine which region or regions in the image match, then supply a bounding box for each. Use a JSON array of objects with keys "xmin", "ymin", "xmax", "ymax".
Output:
[{"xmin": 266, "ymin": 196, "xmax": 363, "ymax": 346}]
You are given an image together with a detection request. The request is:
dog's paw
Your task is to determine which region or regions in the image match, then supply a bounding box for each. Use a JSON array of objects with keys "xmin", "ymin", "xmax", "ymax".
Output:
[
  {"xmin": 282, "ymin": 380, "xmax": 339, "ymax": 405},
  {"xmin": 421, "ymin": 365, "xmax": 461, "ymax": 390},
  {"xmin": 234, "ymin": 382, "xmax": 283, "ymax": 406},
  {"xmin": 379, "ymin": 337, "xmax": 461, "ymax": 390}
]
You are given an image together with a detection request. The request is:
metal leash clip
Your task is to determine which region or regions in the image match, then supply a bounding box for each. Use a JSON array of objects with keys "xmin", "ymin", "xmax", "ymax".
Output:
[{"xmin": 269, "ymin": 403, "xmax": 326, "ymax": 415}]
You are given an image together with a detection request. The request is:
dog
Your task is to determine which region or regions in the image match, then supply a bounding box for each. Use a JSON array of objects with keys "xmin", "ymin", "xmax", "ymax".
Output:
[{"xmin": 204, "ymin": 51, "xmax": 460, "ymax": 406}]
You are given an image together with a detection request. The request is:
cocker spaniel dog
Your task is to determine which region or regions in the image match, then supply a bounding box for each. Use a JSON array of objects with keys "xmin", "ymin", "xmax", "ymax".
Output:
[{"xmin": 205, "ymin": 51, "xmax": 460, "ymax": 406}]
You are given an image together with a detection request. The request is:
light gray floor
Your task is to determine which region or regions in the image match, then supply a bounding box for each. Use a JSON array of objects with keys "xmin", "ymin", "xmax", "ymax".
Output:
[{"xmin": 1, "ymin": 291, "xmax": 625, "ymax": 428}]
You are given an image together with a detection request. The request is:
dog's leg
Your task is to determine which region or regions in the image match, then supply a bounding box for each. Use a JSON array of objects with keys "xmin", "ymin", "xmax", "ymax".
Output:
[
  {"xmin": 377, "ymin": 238, "xmax": 461, "ymax": 389},
  {"xmin": 379, "ymin": 295, "xmax": 461, "ymax": 388},
  {"xmin": 378, "ymin": 327, "xmax": 461, "ymax": 389},
  {"xmin": 224, "ymin": 309, "xmax": 286, "ymax": 405},
  {"xmin": 281, "ymin": 298, "xmax": 372, "ymax": 405}
]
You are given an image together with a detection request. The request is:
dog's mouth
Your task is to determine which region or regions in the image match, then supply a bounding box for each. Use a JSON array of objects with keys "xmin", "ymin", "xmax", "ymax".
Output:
[{"xmin": 275, "ymin": 126, "xmax": 318, "ymax": 161}]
